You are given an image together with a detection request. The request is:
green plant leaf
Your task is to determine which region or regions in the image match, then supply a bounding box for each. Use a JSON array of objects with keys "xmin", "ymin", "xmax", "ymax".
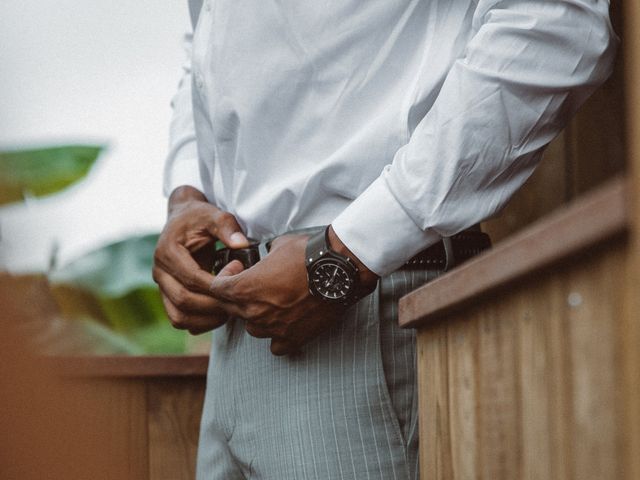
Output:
[
  {"xmin": 50, "ymin": 233, "xmax": 159, "ymax": 297},
  {"xmin": 0, "ymin": 145, "xmax": 103, "ymax": 204},
  {"xmin": 48, "ymin": 233, "xmax": 203, "ymax": 354}
]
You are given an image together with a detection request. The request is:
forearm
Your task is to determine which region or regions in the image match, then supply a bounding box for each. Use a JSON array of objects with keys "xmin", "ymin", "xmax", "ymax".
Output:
[{"xmin": 333, "ymin": 0, "xmax": 617, "ymax": 276}]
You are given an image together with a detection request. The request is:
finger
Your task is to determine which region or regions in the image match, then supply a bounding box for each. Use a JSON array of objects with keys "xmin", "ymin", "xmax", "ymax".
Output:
[
  {"xmin": 208, "ymin": 260, "xmax": 246, "ymax": 306},
  {"xmin": 270, "ymin": 338, "xmax": 302, "ymax": 356},
  {"xmin": 216, "ymin": 259, "xmax": 245, "ymax": 278},
  {"xmin": 155, "ymin": 242, "xmax": 217, "ymax": 294},
  {"xmin": 154, "ymin": 266, "xmax": 226, "ymax": 315},
  {"xmin": 208, "ymin": 210, "xmax": 250, "ymax": 248},
  {"xmin": 245, "ymin": 322, "xmax": 271, "ymax": 339},
  {"xmin": 161, "ymin": 294, "xmax": 228, "ymax": 332}
]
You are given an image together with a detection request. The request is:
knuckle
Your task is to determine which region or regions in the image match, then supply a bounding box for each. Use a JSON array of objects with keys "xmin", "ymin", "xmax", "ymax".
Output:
[
  {"xmin": 169, "ymin": 312, "xmax": 188, "ymax": 330},
  {"xmin": 216, "ymin": 212, "xmax": 237, "ymax": 232},
  {"xmin": 172, "ymin": 288, "xmax": 190, "ymax": 310},
  {"xmin": 182, "ymin": 273, "xmax": 196, "ymax": 291},
  {"xmin": 153, "ymin": 248, "xmax": 163, "ymax": 266},
  {"xmin": 244, "ymin": 304, "xmax": 265, "ymax": 320},
  {"xmin": 218, "ymin": 211, "xmax": 234, "ymax": 224}
]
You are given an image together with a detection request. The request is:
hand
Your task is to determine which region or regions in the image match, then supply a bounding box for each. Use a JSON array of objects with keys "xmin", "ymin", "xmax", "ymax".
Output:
[
  {"xmin": 207, "ymin": 229, "xmax": 379, "ymax": 356},
  {"xmin": 152, "ymin": 186, "xmax": 250, "ymax": 334},
  {"xmin": 207, "ymin": 234, "xmax": 343, "ymax": 355}
]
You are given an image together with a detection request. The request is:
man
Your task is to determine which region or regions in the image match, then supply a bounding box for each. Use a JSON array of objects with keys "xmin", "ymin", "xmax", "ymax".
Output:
[{"xmin": 153, "ymin": 1, "xmax": 616, "ymax": 478}]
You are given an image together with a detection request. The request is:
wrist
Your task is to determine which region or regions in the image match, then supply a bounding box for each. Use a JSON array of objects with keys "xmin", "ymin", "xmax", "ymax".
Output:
[{"xmin": 327, "ymin": 225, "xmax": 379, "ymax": 289}]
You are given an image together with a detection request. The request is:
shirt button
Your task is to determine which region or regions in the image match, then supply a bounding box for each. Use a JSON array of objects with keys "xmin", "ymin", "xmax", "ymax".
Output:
[{"xmin": 204, "ymin": 1, "xmax": 211, "ymax": 12}]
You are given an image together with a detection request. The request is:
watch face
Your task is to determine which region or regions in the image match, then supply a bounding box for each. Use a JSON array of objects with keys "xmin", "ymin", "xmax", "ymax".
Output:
[{"xmin": 309, "ymin": 259, "xmax": 355, "ymax": 301}]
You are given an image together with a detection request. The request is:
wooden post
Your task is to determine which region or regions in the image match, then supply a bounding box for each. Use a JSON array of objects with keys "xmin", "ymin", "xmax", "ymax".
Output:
[{"xmin": 622, "ymin": 1, "xmax": 640, "ymax": 478}]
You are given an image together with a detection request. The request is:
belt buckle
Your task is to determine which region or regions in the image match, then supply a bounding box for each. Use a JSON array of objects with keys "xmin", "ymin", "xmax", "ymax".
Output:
[{"xmin": 213, "ymin": 238, "xmax": 261, "ymax": 274}]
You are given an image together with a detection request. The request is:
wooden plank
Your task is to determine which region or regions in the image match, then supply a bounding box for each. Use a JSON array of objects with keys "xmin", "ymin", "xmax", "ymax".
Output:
[
  {"xmin": 515, "ymin": 275, "xmax": 564, "ymax": 480},
  {"xmin": 147, "ymin": 378, "xmax": 206, "ymax": 480},
  {"xmin": 417, "ymin": 328, "xmax": 453, "ymax": 480},
  {"xmin": 541, "ymin": 274, "xmax": 575, "ymax": 480},
  {"xmin": 416, "ymin": 242, "xmax": 627, "ymax": 480},
  {"xmin": 446, "ymin": 318, "xmax": 479, "ymax": 480},
  {"xmin": 400, "ymin": 177, "xmax": 628, "ymax": 328},
  {"xmin": 48, "ymin": 354, "xmax": 209, "ymax": 378},
  {"xmin": 476, "ymin": 303, "xmax": 520, "ymax": 480},
  {"xmin": 64, "ymin": 379, "xmax": 149, "ymax": 480},
  {"xmin": 1, "ymin": 323, "xmax": 108, "ymax": 480},
  {"xmin": 564, "ymin": 248, "xmax": 624, "ymax": 480},
  {"xmin": 622, "ymin": 0, "xmax": 640, "ymax": 478}
]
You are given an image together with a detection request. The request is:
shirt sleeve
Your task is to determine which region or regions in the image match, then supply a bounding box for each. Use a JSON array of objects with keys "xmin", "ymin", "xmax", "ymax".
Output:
[
  {"xmin": 163, "ymin": 32, "xmax": 205, "ymax": 197},
  {"xmin": 332, "ymin": 0, "xmax": 618, "ymax": 276}
]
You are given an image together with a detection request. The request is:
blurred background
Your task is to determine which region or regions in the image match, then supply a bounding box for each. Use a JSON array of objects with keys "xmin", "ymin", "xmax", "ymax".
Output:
[{"xmin": 0, "ymin": 0, "xmax": 210, "ymax": 354}]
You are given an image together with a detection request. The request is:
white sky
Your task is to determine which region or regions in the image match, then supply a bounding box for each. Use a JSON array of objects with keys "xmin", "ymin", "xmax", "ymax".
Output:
[{"xmin": 0, "ymin": 0, "xmax": 191, "ymax": 271}]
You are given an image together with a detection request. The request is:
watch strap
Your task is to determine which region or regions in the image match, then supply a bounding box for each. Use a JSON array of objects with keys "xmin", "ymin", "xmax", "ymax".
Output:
[{"xmin": 305, "ymin": 228, "xmax": 331, "ymax": 267}]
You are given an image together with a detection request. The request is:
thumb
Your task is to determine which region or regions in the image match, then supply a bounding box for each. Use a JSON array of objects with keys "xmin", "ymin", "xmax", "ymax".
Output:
[
  {"xmin": 210, "ymin": 211, "xmax": 249, "ymax": 248},
  {"xmin": 208, "ymin": 259, "xmax": 244, "ymax": 301},
  {"xmin": 216, "ymin": 259, "xmax": 245, "ymax": 278}
]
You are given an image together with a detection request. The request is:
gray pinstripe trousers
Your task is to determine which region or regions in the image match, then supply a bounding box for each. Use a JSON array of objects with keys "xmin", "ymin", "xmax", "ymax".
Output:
[{"xmin": 196, "ymin": 268, "xmax": 440, "ymax": 480}]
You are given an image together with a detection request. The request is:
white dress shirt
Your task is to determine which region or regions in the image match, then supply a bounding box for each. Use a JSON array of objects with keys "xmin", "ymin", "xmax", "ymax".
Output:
[{"xmin": 164, "ymin": 0, "xmax": 616, "ymax": 276}]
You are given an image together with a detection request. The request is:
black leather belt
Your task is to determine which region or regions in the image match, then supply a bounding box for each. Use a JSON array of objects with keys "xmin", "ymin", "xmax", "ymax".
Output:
[{"xmin": 213, "ymin": 226, "xmax": 491, "ymax": 274}]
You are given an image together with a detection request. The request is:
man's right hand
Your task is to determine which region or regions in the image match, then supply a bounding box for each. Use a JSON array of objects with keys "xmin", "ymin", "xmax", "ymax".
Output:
[{"xmin": 152, "ymin": 186, "xmax": 250, "ymax": 334}]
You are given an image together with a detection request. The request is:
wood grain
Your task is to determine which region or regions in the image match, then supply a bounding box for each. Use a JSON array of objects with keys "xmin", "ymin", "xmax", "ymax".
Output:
[
  {"xmin": 566, "ymin": 1, "xmax": 626, "ymax": 197},
  {"xmin": 446, "ymin": 318, "xmax": 478, "ymax": 480},
  {"xmin": 64, "ymin": 379, "xmax": 149, "ymax": 480},
  {"xmin": 476, "ymin": 303, "xmax": 520, "ymax": 480},
  {"xmin": 147, "ymin": 379, "xmax": 206, "ymax": 480},
  {"xmin": 414, "ymin": 241, "xmax": 627, "ymax": 480},
  {"xmin": 565, "ymin": 249, "xmax": 624, "ymax": 480},
  {"xmin": 418, "ymin": 327, "xmax": 453, "ymax": 480},
  {"xmin": 516, "ymin": 276, "xmax": 563, "ymax": 480},
  {"xmin": 400, "ymin": 177, "xmax": 628, "ymax": 328},
  {"xmin": 48, "ymin": 355, "xmax": 209, "ymax": 378},
  {"xmin": 622, "ymin": 1, "xmax": 640, "ymax": 478}
]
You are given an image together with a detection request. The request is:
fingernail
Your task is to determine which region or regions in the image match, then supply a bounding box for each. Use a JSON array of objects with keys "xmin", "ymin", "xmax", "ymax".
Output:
[{"xmin": 230, "ymin": 232, "xmax": 247, "ymax": 246}]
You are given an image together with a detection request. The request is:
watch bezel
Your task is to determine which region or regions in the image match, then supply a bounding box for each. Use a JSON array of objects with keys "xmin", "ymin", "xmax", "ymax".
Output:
[
  {"xmin": 308, "ymin": 256, "xmax": 358, "ymax": 303},
  {"xmin": 305, "ymin": 228, "xmax": 362, "ymax": 305}
]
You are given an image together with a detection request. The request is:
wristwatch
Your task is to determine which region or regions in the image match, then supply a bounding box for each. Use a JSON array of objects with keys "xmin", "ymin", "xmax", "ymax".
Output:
[{"xmin": 305, "ymin": 227, "xmax": 365, "ymax": 306}]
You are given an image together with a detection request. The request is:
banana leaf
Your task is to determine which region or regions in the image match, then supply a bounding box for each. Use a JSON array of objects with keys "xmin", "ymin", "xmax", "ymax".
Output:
[
  {"xmin": 51, "ymin": 233, "xmax": 160, "ymax": 298},
  {"xmin": 0, "ymin": 145, "xmax": 103, "ymax": 205},
  {"xmin": 48, "ymin": 233, "xmax": 207, "ymax": 354}
]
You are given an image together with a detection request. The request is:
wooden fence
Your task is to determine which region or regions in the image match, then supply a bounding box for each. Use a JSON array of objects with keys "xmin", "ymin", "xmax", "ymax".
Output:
[
  {"xmin": 53, "ymin": 356, "xmax": 207, "ymax": 480},
  {"xmin": 399, "ymin": 3, "xmax": 639, "ymax": 478}
]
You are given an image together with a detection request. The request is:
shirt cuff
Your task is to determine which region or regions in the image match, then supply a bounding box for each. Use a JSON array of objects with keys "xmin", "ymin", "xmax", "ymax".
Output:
[
  {"xmin": 163, "ymin": 141, "xmax": 204, "ymax": 197},
  {"xmin": 331, "ymin": 173, "xmax": 441, "ymax": 276}
]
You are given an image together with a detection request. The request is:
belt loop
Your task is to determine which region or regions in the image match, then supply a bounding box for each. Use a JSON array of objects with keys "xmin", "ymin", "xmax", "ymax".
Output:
[
  {"xmin": 443, "ymin": 236, "xmax": 456, "ymax": 271},
  {"xmin": 258, "ymin": 241, "xmax": 269, "ymax": 259}
]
